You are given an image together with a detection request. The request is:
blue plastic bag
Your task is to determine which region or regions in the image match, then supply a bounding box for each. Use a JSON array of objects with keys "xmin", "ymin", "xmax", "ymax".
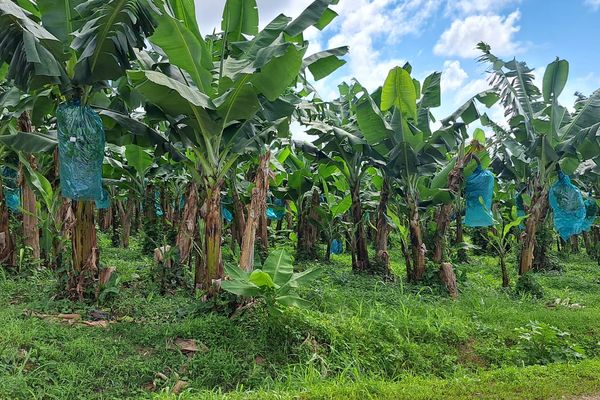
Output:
[
  {"xmin": 57, "ymin": 100, "xmax": 105, "ymax": 203},
  {"xmin": 154, "ymin": 191, "xmax": 164, "ymax": 217},
  {"xmin": 222, "ymin": 205, "xmax": 233, "ymax": 223},
  {"xmin": 581, "ymin": 198, "xmax": 598, "ymax": 232},
  {"xmin": 464, "ymin": 165, "xmax": 495, "ymax": 227},
  {"xmin": 4, "ymin": 187, "xmax": 20, "ymax": 212},
  {"xmin": 2, "ymin": 167, "xmax": 20, "ymax": 212},
  {"xmin": 95, "ymin": 189, "xmax": 110, "ymax": 210},
  {"xmin": 331, "ymin": 239, "xmax": 343, "ymax": 254},
  {"xmin": 549, "ymin": 172, "xmax": 586, "ymax": 240}
]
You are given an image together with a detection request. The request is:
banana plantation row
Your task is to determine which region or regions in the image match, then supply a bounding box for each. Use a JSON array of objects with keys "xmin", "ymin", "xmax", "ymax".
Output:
[{"xmin": 0, "ymin": 0, "xmax": 599, "ymax": 303}]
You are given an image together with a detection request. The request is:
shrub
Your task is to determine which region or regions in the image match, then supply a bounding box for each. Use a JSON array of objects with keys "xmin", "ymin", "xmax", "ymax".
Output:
[
  {"xmin": 516, "ymin": 273, "xmax": 544, "ymax": 298},
  {"xmin": 515, "ymin": 321, "xmax": 586, "ymax": 365}
]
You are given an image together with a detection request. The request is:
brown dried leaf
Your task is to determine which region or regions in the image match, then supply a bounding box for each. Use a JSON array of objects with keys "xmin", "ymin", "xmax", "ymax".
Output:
[
  {"xmin": 143, "ymin": 381, "xmax": 156, "ymax": 392},
  {"xmin": 81, "ymin": 320, "xmax": 109, "ymax": 328},
  {"xmin": 99, "ymin": 267, "xmax": 115, "ymax": 286},
  {"xmin": 58, "ymin": 313, "xmax": 82, "ymax": 321},
  {"xmin": 172, "ymin": 380, "xmax": 188, "ymax": 394},
  {"xmin": 155, "ymin": 372, "xmax": 168, "ymax": 381},
  {"xmin": 174, "ymin": 338, "xmax": 208, "ymax": 353}
]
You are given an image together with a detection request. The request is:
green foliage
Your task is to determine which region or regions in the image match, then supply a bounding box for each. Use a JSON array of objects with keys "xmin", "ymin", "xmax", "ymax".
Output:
[
  {"xmin": 516, "ymin": 273, "xmax": 545, "ymax": 298},
  {"xmin": 515, "ymin": 321, "xmax": 586, "ymax": 365},
  {"xmin": 2, "ymin": 237, "xmax": 600, "ymax": 398},
  {"xmin": 98, "ymin": 270, "xmax": 121, "ymax": 305},
  {"xmin": 221, "ymin": 249, "xmax": 321, "ymax": 313}
]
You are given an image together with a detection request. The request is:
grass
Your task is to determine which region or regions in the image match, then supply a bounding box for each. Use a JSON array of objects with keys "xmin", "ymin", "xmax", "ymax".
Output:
[{"xmin": 0, "ymin": 235, "xmax": 599, "ymax": 399}]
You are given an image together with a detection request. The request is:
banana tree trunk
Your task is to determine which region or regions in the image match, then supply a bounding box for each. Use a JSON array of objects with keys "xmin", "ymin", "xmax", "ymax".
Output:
[
  {"xmin": 52, "ymin": 198, "xmax": 73, "ymax": 270},
  {"xmin": 20, "ymin": 158, "xmax": 40, "ymax": 260},
  {"xmin": 375, "ymin": 178, "xmax": 391, "ymax": 274},
  {"xmin": 176, "ymin": 182, "xmax": 199, "ymax": 264},
  {"xmin": 258, "ymin": 210, "xmax": 268, "ymax": 256},
  {"xmin": 455, "ymin": 208, "xmax": 467, "ymax": 262},
  {"xmin": 240, "ymin": 152, "xmax": 271, "ymax": 271},
  {"xmin": 583, "ymin": 231, "xmax": 592, "ymax": 256},
  {"xmin": 68, "ymin": 200, "xmax": 98, "ymax": 300},
  {"xmin": 18, "ymin": 112, "xmax": 40, "ymax": 260},
  {"xmin": 433, "ymin": 204, "xmax": 453, "ymax": 263},
  {"xmin": 117, "ymin": 199, "xmax": 134, "ymax": 248},
  {"xmin": 296, "ymin": 188, "xmax": 320, "ymax": 260},
  {"xmin": 231, "ymin": 185, "xmax": 246, "ymax": 248},
  {"xmin": 500, "ymin": 255, "xmax": 509, "ymax": 288},
  {"xmin": 100, "ymin": 207, "xmax": 112, "ymax": 231},
  {"xmin": 0, "ymin": 173, "xmax": 14, "ymax": 266},
  {"xmin": 519, "ymin": 182, "xmax": 548, "ymax": 275},
  {"xmin": 432, "ymin": 155, "xmax": 473, "ymax": 297},
  {"xmin": 110, "ymin": 205, "xmax": 119, "ymax": 247},
  {"xmin": 350, "ymin": 183, "xmax": 369, "ymax": 273},
  {"xmin": 276, "ymin": 210, "xmax": 284, "ymax": 231},
  {"xmin": 199, "ymin": 181, "xmax": 223, "ymax": 295},
  {"xmin": 408, "ymin": 198, "xmax": 425, "ymax": 282},
  {"xmin": 440, "ymin": 262, "xmax": 459, "ymax": 299},
  {"xmin": 570, "ymin": 235, "xmax": 580, "ymax": 253}
]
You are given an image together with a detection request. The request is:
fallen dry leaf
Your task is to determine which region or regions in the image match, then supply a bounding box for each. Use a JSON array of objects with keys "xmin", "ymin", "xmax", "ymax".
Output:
[
  {"xmin": 58, "ymin": 313, "xmax": 82, "ymax": 321},
  {"xmin": 155, "ymin": 372, "xmax": 168, "ymax": 381},
  {"xmin": 143, "ymin": 381, "xmax": 156, "ymax": 392},
  {"xmin": 172, "ymin": 380, "xmax": 188, "ymax": 394},
  {"xmin": 81, "ymin": 320, "xmax": 109, "ymax": 328},
  {"xmin": 174, "ymin": 338, "xmax": 208, "ymax": 354}
]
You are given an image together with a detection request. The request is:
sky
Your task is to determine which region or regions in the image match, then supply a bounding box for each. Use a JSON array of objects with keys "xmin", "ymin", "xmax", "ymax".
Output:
[{"xmin": 195, "ymin": 0, "xmax": 600, "ymax": 140}]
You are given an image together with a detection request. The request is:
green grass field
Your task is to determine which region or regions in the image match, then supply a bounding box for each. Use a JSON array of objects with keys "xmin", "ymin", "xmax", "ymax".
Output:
[{"xmin": 1, "ymin": 235, "xmax": 599, "ymax": 399}]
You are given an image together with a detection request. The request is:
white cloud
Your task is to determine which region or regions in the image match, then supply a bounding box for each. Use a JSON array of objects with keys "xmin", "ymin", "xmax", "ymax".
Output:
[
  {"xmin": 193, "ymin": 1, "xmax": 445, "ymax": 97},
  {"xmin": 446, "ymin": 0, "xmax": 521, "ymax": 15},
  {"xmin": 584, "ymin": 0, "xmax": 600, "ymax": 11},
  {"xmin": 455, "ymin": 78, "xmax": 497, "ymax": 107},
  {"xmin": 434, "ymin": 11, "xmax": 522, "ymax": 58},
  {"xmin": 441, "ymin": 60, "xmax": 468, "ymax": 92},
  {"xmin": 326, "ymin": 0, "xmax": 442, "ymax": 91}
]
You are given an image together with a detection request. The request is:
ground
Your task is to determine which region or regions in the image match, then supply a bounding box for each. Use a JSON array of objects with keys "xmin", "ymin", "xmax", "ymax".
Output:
[{"xmin": 0, "ymin": 235, "xmax": 599, "ymax": 399}]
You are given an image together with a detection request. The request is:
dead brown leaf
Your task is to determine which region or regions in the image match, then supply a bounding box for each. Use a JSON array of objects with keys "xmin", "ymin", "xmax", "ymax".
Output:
[
  {"xmin": 143, "ymin": 381, "xmax": 156, "ymax": 392},
  {"xmin": 172, "ymin": 380, "xmax": 188, "ymax": 394},
  {"xmin": 174, "ymin": 338, "xmax": 208, "ymax": 354},
  {"xmin": 155, "ymin": 372, "xmax": 168, "ymax": 381},
  {"xmin": 99, "ymin": 267, "xmax": 115, "ymax": 286},
  {"xmin": 81, "ymin": 320, "xmax": 109, "ymax": 328},
  {"xmin": 58, "ymin": 313, "xmax": 82, "ymax": 321}
]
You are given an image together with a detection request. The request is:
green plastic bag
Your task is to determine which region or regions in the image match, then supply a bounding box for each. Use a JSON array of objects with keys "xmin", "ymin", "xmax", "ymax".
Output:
[{"xmin": 57, "ymin": 100, "xmax": 106, "ymax": 206}]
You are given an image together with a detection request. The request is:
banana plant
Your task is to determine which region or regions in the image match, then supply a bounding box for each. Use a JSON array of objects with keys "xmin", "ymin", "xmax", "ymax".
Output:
[
  {"xmin": 126, "ymin": 0, "xmax": 346, "ymax": 294},
  {"xmin": 221, "ymin": 249, "xmax": 321, "ymax": 314},
  {"xmin": 0, "ymin": 0, "xmax": 163, "ymax": 299},
  {"xmin": 314, "ymin": 170, "xmax": 352, "ymax": 261},
  {"xmin": 353, "ymin": 64, "xmax": 490, "ymax": 282},
  {"xmin": 477, "ymin": 42, "xmax": 600, "ymax": 274},
  {"xmin": 298, "ymin": 82, "xmax": 385, "ymax": 274},
  {"xmin": 487, "ymin": 205, "xmax": 527, "ymax": 288},
  {"xmin": 277, "ymin": 145, "xmax": 325, "ymax": 260}
]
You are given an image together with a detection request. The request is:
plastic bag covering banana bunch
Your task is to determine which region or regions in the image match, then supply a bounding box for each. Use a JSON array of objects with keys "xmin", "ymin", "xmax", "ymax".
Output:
[
  {"xmin": 549, "ymin": 172, "xmax": 586, "ymax": 240},
  {"xmin": 581, "ymin": 197, "xmax": 598, "ymax": 232},
  {"xmin": 57, "ymin": 100, "xmax": 108, "ymax": 208},
  {"xmin": 465, "ymin": 165, "xmax": 495, "ymax": 227},
  {"xmin": 2, "ymin": 167, "xmax": 20, "ymax": 212}
]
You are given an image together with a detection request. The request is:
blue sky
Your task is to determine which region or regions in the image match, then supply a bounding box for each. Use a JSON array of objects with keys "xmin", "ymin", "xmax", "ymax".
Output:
[{"xmin": 196, "ymin": 0, "xmax": 600, "ymax": 137}]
